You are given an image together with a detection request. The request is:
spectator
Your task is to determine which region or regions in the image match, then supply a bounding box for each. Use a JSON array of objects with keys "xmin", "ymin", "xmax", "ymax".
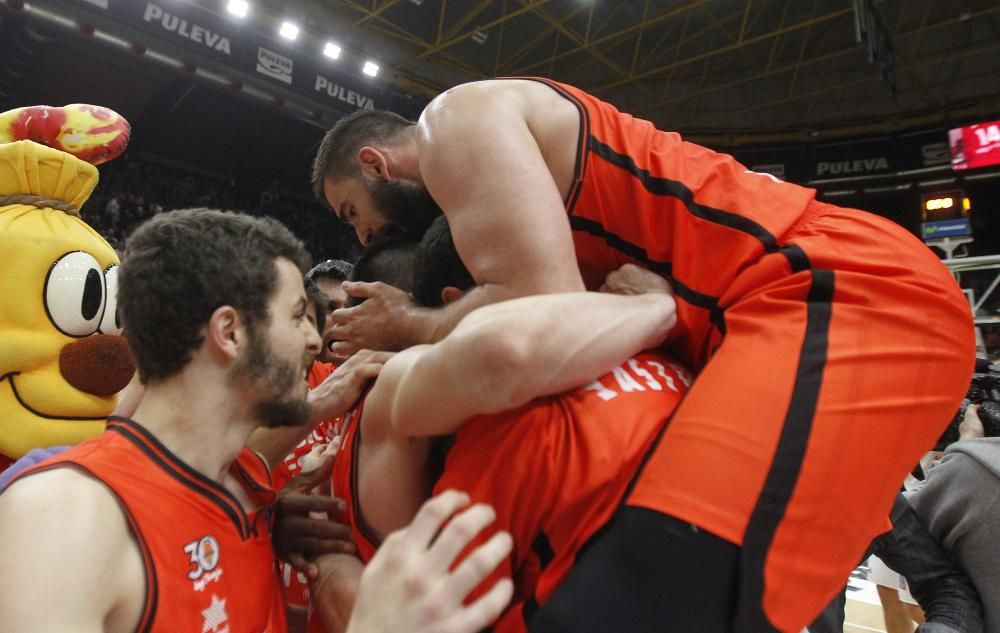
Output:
[{"xmin": 907, "ymin": 402, "xmax": 1000, "ymax": 631}]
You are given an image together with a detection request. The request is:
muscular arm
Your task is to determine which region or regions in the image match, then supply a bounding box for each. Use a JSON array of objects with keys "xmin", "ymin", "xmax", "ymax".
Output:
[
  {"xmin": 405, "ymin": 84, "xmax": 584, "ymax": 344},
  {"xmin": 372, "ymin": 291, "xmax": 675, "ymax": 437},
  {"xmin": 0, "ymin": 468, "xmax": 143, "ymax": 633}
]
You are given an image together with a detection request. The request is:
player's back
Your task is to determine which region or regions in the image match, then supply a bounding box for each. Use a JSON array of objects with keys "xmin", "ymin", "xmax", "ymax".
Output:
[
  {"xmin": 512, "ymin": 77, "xmax": 816, "ymax": 367},
  {"xmin": 435, "ymin": 351, "xmax": 692, "ymax": 629}
]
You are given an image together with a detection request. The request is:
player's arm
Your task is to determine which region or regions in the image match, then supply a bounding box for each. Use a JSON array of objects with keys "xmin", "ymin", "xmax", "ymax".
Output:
[
  {"xmin": 0, "ymin": 468, "xmax": 143, "ymax": 633},
  {"xmin": 398, "ymin": 84, "xmax": 586, "ymax": 345},
  {"xmin": 345, "ymin": 491, "xmax": 513, "ymax": 633},
  {"xmin": 372, "ymin": 291, "xmax": 675, "ymax": 437},
  {"xmin": 310, "ymin": 552, "xmax": 365, "ymax": 633}
]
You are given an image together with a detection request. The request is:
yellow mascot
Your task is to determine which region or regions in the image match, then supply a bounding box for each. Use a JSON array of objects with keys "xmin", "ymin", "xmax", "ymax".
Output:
[{"xmin": 0, "ymin": 104, "xmax": 134, "ymax": 472}]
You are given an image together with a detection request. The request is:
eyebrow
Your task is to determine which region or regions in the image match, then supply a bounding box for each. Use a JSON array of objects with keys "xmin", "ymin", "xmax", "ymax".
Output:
[{"xmin": 336, "ymin": 201, "xmax": 348, "ymax": 223}]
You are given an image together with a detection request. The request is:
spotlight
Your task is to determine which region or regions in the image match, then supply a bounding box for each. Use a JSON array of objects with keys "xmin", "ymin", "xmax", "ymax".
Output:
[
  {"xmin": 362, "ymin": 61, "xmax": 379, "ymax": 77},
  {"xmin": 279, "ymin": 21, "xmax": 299, "ymax": 41},
  {"xmin": 226, "ymin": 0, "xmax": 249, "ymax": 18},
  {"xmin": 323, "ymin": 42, "xmax": 341, "ymax": 60}
]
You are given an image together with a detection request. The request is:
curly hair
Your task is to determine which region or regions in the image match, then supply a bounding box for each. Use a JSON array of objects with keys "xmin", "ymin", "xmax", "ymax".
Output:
[{"xmin": 118, "ymin": 208, "xmax": 310, "ymax": 383}]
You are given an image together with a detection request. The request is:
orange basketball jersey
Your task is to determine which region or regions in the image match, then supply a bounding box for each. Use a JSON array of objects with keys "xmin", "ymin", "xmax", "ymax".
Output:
[
  {"xmin": 512, "ymin": 77, "xmax": 816, "ymax": 368},
  {"xmin": 11, "ymin": 416, "xmax": 286, "ymax": 633},
  {"xmin": 274, "ymin": 361, "xmax": 344, "ymax": 611},
  {"xmin": 272, "ymin": 361, "xmax": 341, "ymax": 491},
  {"xmin": 435, "ymin": 353, "xmax": 691, "ymax": 630},
  {"xmin": 329, "ymin": 394, "xmax": 382, "ymax": 565},
  {"xmin": 328, "ymin": 354, "xmax": 690, "ymax": 632}
]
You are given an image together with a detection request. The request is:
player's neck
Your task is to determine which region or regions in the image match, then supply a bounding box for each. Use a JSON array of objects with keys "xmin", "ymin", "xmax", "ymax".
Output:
[
  {"xmin": 130, "ymin": 370, "xmax": 257, "ymax": 484},
  {"xmin": 391, "ymin": 128, "xmax": 422, "ymax": 183}
]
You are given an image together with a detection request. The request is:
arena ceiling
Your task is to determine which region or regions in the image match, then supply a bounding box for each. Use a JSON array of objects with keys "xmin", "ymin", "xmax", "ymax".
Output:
[
  {"xmin": 2, "ymin": 0, "xmax": 998, "ymax": 148},
  {"xmin": 288, "ymin": 0, "xmax": 1000, "ymax": 138}
]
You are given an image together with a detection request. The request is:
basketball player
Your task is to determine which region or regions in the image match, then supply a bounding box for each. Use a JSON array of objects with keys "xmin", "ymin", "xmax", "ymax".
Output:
[
  {"xmin": 312, "ymin": 78, "xmax": 976, "ymax": 631},
  {"xmin": 302, "ymin": 224, "xmax": 684, "ymax": 633},
  {"xmin": 0, "ymin": 209, "xmax": 323, "ymax": 632}
]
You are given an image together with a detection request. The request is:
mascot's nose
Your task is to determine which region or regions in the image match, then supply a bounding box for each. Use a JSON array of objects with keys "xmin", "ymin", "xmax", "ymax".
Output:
[{"xmin": 59, "ymin": 335, "xmax": 135, "ymax": 396}]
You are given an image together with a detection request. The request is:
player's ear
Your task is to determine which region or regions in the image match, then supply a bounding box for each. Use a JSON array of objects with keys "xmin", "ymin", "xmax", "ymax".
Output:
[
  {"xmin": 440, "ymin": 286, "xmax": 465, "ymax": 304},
  {"xmin": 205, "ymin": 305, "xmax": 244, "ymax": 364},
  {"xmin": 358, "ymin": 147, "xmax": 390, "ymax": 182}
]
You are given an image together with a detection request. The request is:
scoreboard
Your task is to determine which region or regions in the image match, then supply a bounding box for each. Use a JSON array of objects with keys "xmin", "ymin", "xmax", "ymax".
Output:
[{"xmin": 949, "ymin": 120, "xmax": 1000, "ymax": 171}]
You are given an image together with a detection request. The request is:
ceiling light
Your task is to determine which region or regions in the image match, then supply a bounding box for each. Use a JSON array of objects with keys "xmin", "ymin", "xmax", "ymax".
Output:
[
  {"xmin": 279, "ymin": 21, "xmax": 299, "ymax": 41},
  {"xmin": 323, "ymin": 42, "xmax": 341, "ymax": 60},
  {"xmin": 226, "ymin": 0, "xmax": 249, "ymax": 18},
  {"xmin": 362, "ymin": 61, "xmax": 379, "ymax": 77}
]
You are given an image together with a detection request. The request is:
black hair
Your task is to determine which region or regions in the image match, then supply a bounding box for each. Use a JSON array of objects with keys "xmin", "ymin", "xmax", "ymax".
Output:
[
  {"xmin": 346, "ymin": 235, "xmax": 420, "ymax": 308},
  {"xmin": 304, "ymin": 278, "xmax": 328, "ymax": 333},
  {"xmin": 412, "ymin": 216, "xmax": 475, "ymax": 307},
  {"xmin": 311, "ymin": 109, "xmax": 415, "ymax": 201},
  {"xmin": 306, "ymin": 259, "xmax": 353, "ymax": 284},
  {"xmin": 118, "ymin": 208, "xmax": 310, "ymax": 383}
]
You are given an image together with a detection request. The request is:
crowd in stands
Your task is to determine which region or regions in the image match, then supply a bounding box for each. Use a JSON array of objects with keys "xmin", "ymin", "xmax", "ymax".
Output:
[{"xmin": 83, "ymin": 154, "xmax": 361, "ymax": 264}]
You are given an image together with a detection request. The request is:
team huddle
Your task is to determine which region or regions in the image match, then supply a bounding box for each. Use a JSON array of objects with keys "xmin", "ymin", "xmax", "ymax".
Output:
[{"xmin": 0, "ymin": 77, "xmax": 976, "ymax": 633}]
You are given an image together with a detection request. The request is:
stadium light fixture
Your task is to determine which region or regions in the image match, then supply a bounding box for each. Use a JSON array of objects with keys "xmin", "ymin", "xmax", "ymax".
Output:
[
  {"xmin": 279, "ymin": 21, "xmax": 300, "ymax": 41},
  {"xmin": 227, "ymin": 0, "xmax": 249, "ymax": 18},
  {"xmin": 362, "ymin": 61, "xmax": 379, "ymax": 77},
  {"xmin": 323, "ymin": 41, "xmax": 341, "ymax": 60}
]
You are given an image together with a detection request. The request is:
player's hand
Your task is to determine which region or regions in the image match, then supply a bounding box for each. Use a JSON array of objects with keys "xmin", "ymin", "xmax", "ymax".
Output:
[
  {"xmin": 345, "ymin": 490, "xmax": 514, "ymax": 633},
  {"xmin": 308, "ymin": 349, "xmax": 392, "ymax": 423},
  {"xmin": 287, "ymin": 441, "xmax": 340, "ymax": 496},
  {"xmin": 599, "ymin": 264, "xmax": 673, "ymax": 296},
  {"xmin": 959, "ymin": 403, "xmax": 985, "ymax": 441},
  {"xmin": 273, "ymin": 491, "xmax": 356, "ymax": 580},
  {"xmin": 329, "ymin": 281, "xmax": 418, "ymax": 355}
]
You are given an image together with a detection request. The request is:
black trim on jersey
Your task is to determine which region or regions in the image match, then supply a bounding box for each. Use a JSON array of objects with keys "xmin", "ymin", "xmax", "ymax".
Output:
[
  {"xmin": 587, "ymin": 137, "xmax": 781, "ymax": 253},
  {"xmin": 107, "ymin": 418, "xmax": 250, "ymax": 540},
  {"xmin": 709, "ymin": 306, "xmax": 727, "ymax": 337},
  {"xmin": 496, "ymin": 77, "xmax": 590, "ymax": 212},
  {"xmin": 11, "ymin": 461, "xmax": 160, "ymax": 633},
  {"xmin": 522, "ymin": 532, "xmax": 557, "ymax": 626},
  {"xmin": 780, "ymin": 244, "xmax": 811, "ymax": 273},
  {"xmin": 735, "ymin": 268, "xmax": 834, "ymax": 632},
  {"xmin": 109, "ymin": 471, "xmax": 160, "ymax": 633},
  {"xmin": 568, "ymin": 215, "xmax": 719, "ymax": 313},
  {"xmin": 532, "ymin": 532, "xmax": 556, "ymax": 569},
  {"xmin": 347, "ymin": 405, "xmax": 385, "ymax": 551},
  {"xmin": 247, "ymin": 449, "xmax": 273, "ymax": 488}
]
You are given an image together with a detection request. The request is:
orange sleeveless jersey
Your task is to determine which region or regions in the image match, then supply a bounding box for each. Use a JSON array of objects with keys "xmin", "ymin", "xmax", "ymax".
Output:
[
  {"xmin": 11, "ymin": 417, "xmax": 287, "ymax": 633},
  {"xmin": 328, "ymin": 354, "xmax": 690, "ymax": 632},
  {"xmin": 329, "ymin": 394, "xmax": 382, "ymax": 565},
  {"xmin": 274, "ymin": 361, "xmax": 343, "ymax": 611},
  {"xmin": 514, "ymin": 77, "xmax": 815, "ymax": 368},
  {"xmin": 272, "ymin": 361, "xmax": 341, "ymax": 491},
  {"xmin": 436, "ymin": 353, "xmax": 690, "ymax": 631}
]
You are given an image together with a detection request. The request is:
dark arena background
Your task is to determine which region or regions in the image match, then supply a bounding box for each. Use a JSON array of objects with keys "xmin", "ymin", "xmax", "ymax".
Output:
[{"xmin": 1, "ymin": 1, "xmax": 1000, "ymax": 630}]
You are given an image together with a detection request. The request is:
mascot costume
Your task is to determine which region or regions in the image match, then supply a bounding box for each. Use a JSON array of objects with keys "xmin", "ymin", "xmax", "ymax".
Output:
[{"xmin": 0, "ymin": 104, "xmax": 134, "ymax": 476}]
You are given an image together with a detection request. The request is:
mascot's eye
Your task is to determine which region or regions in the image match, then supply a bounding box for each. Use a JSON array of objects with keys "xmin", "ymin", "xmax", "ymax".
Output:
[
  {"xmin": 99, "ymin": 265, "xmax": 121, "ymax": 335},
  {"xmin": 44, "ymin": 251, "xmax": 106, "ymax": 337}
]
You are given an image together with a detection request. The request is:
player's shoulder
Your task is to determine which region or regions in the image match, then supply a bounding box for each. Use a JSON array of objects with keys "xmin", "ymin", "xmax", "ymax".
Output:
[
  {"xmin": 421, "ymin": 79, "xmax": 541, "ymax": 128},
  {"xmin": 0, "ymin": 465, "xmax": 128, "ymax": 540}
]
